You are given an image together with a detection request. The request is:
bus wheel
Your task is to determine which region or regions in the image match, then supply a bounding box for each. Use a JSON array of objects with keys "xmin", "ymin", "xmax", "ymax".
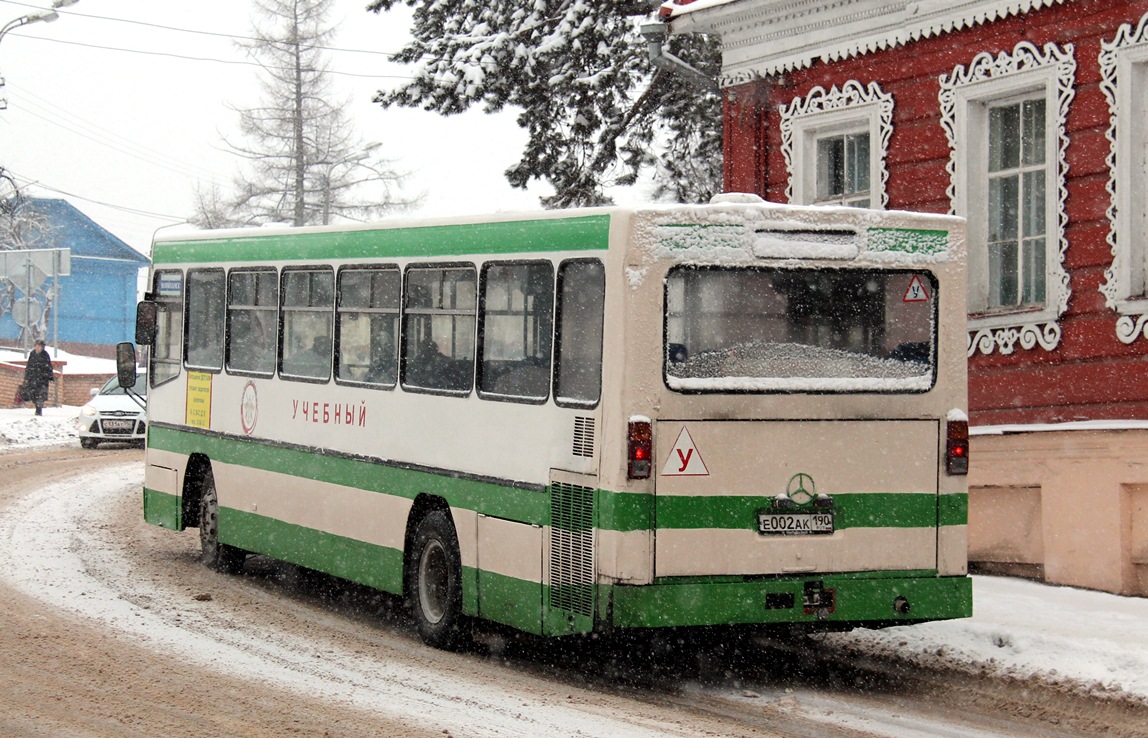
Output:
[
  {"xmin": 409, "ymin": 510, "xmax": 465, "ymax": 649},
  {"xmin": 199, "ymin": 472, "xmax": 245, "ymax": 574}
]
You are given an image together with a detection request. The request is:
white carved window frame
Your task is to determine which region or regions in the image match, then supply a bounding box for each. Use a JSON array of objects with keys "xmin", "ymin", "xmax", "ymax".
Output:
[
  {"xmin": 939, "ymin": 42, "xmax": 1075, "ymax": 357},
  {"xmin": 780, "ymin": 81, "xmax": 893, "ymax": 209},
  {"xmin": 1099, "ymin": 14, "xmax": 1148, "ymax": 343}
]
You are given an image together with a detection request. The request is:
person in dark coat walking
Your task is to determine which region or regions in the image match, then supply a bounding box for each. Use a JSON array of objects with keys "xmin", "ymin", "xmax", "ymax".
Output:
[{"xmin": 22, "ymin": 340, "xmax": 54, "ymax": 416}]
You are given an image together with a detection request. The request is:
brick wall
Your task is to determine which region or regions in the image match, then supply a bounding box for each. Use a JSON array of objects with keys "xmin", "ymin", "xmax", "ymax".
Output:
[{"xmin": 1, "ymin": 361, "xmax": 114, "ymax": 409}]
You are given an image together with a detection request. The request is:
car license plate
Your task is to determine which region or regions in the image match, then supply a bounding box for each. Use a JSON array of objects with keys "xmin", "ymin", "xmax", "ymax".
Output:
[
  {"xmin": 758, "ymin": 511, "xmax": 834, "ymax": 535},
  {"xmin": 103, "ymin": 419, "xmax": 134, "ymax": 430}
]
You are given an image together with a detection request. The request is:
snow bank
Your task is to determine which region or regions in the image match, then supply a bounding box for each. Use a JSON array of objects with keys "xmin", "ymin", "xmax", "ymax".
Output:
[
  {"xmin": 826, "ymin": 575, "xmax": 1148, "ymax": 701},
  {"xmin": 0, "ymin": 406, "xmax": 80, "ymax": 449}
]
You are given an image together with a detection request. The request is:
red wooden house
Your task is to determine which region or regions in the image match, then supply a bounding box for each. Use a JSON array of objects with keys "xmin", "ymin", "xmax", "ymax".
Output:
[{"xmin": 658, "ymin": 0, "xmax": 1148, "ymax": 595}]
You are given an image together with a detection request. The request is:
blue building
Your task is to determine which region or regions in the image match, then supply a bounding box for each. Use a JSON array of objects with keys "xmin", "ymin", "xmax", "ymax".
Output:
[{"xmin": 1, "ymin": 198, "xmax": 150, "ymax": 357}]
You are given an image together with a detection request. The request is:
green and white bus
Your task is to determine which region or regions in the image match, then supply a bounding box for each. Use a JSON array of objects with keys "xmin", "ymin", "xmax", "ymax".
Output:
[{"xmin": 130, "ymin": 196, "xmax": 972, "ymax": 648}]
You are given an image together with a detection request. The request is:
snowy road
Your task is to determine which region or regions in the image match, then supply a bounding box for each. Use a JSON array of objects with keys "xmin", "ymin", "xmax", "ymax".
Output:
[{"xmin": 1, "ymin": 444, "xmax": 1146, "ymax": 736}]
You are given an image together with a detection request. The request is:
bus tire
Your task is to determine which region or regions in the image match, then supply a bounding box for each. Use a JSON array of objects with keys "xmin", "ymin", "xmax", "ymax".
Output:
[
  {"xmin": 408, "ymin": 510, "xmax": 465, "ymax": 650},
  {"xmin": 199, "ymin": 471, "xmax": 245, "ymax": 574}
]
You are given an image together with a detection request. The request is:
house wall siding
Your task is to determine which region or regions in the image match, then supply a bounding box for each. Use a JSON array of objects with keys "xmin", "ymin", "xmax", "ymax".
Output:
[
  {"xmin": 726, "ymin": 0, "xmax": 1148, "ymax": 425},
  {"xmin": 1, "ymin": 199, "xmax": 148, "ymax": 351}
]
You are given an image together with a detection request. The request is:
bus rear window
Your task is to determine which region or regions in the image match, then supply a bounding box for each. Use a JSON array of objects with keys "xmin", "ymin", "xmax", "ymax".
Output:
[{"xmin": 665, "ymin": 267, "xmax": 936, "ymax": 393}]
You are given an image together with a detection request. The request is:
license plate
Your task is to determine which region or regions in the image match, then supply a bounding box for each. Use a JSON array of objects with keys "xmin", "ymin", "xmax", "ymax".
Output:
[
  {"xmin": 758, "ymin": 511, "xmax": 834, "ymax": 535},
  {"xmin": 103, "ymin": 419, "xmax": 134, "ymax": 430}
]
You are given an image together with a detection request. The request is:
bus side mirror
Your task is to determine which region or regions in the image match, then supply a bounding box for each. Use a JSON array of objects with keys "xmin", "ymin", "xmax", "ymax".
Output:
[
  {"xmin": 116, "ymin": 342, "xmax": 138, "ymax": 389},
  {"xmin": 136, "ymin": 301, "xmax": 158, "ymax": 346}
]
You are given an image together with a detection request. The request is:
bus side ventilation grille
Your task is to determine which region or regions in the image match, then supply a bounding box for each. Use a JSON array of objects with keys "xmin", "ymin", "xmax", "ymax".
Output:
[
  {"xmin": 549, "ymin": 481, "xmax": 595, "ymax": 618},
  {"xmin": 572, "ymin": 416, "xmax": 595, "ymax": 458}
]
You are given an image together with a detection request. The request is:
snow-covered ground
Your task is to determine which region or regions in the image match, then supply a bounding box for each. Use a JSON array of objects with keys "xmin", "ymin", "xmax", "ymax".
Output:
[
  {"xmin": 0, "ymin": 405, "xmax": 82, "ymax": 448},
  {"xmin": 3, "ymin": 406, "xmax": 1147, "ymax": 706},
  {"xmin": 831, "ymin": 577, "xmax": 1148, "ymax": 701},
  {"xmin": 1, "ymin": 344, "xmax": 113, "ymax": 449}
]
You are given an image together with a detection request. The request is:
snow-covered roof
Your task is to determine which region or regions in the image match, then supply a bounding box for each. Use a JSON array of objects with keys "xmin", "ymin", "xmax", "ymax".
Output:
[
  {"xmin": 660, "ymin": 0, "xmax": 1066, "ymax": 85},
  {"xmin": 658, "ymin": 0, "xmax": 738, "ymax": 20},
  {"xmin": 3, "ymin": 198, "xmax": 149, "ymax": 264},
  {"xmin": 0, "ymin": 346, "xmax": 116, "ymax": 374},
  {"xmin": 971, "ymin": 419, "xmax": 1148, "ymax": 436}
]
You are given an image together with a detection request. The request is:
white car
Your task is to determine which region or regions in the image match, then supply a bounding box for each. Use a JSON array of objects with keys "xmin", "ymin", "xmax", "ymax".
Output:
[{"xmin": 77, "ymin": 372, "xmax": 147, "ymax": 449}]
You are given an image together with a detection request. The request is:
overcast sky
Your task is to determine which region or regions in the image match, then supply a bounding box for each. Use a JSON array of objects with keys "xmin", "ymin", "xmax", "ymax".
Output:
[{"xmin": 0, "ymin": 0, "xmax": 559, "ymax": 254}]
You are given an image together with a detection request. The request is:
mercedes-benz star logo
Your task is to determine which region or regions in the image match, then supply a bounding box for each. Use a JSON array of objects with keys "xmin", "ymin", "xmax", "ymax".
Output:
[{"xmin": 786, "ymin": 473, "xmax": 816, "ymax": 505}]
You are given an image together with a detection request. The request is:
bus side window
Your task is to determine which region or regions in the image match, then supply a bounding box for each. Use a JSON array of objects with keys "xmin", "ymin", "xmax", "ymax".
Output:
[
  {"xmin": 402, "ymin": 265, "xmax": 476, "ymax": 394},
  {"xmin": 151, "ymin": 269, "xmax": 184, "ymax": 387},
  {"xmin": 554, "ymin": 260, "xmax": 605, "ymax": 408},
  {"xmin": 185, "ymin": 269, "xmax": 225, "ymax": 372},
  {"xmin": 478, "ymin": 261, "xmax": 554, "ymax": 402},
  {"xmin": 227, "ymin": 269, "xmax": 277, "ymax": 376},
  {"xmin": 280, "ymin": 268, "xmax": 334, "ymax": 381},
  {"xmin": 336, "ymin": 266, "xmax": 400, "ymax": 387}
]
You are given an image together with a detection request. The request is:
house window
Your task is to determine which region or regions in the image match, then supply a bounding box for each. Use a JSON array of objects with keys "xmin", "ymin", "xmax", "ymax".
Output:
[
  {"xmin": 987, "ymin": 98, "xmax": 1047, "ymax": 309},
  {"xmin": 939, "ymin": 41, "xmax": 1074, "ymax": 355},
  {"xmin": 1100, "ymin": 14, "xmax": 1148, "ymax": 342},
  {"xmin": 780, "ymin": 81, "xmax": 892, "ymax": 209},
  {"xmin": 816, "ymin": 132, "xmax": 871, "ymax": 207}
]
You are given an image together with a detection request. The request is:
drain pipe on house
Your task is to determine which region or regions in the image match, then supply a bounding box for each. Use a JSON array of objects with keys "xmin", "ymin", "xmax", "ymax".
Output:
[{"xmin": 640, "ymin": 21, "xmax": 718, "ymax": 91}]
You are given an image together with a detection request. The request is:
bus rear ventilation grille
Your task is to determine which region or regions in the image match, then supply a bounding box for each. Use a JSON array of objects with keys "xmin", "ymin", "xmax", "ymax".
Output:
[
  {"xmin": 572, "ymin": 416, "xmax": 595, "ymax": 458},
  {"xmin": 549, "ymin": 481, "xmax": 595, "ymax": 618}
]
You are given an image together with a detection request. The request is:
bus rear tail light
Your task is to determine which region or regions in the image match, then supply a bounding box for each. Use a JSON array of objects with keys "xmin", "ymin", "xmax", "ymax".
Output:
[
  {"xmin": 628, "ymin": 420, "xmax": 652, "ymax": 479},
  {"xmin": 946, "ymin": 419, "xmax": 969, "ymax": 475}
]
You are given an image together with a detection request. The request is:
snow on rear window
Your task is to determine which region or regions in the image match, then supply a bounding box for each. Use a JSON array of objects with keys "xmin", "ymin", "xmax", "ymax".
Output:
[{"xmin": 665, "ymin": 266, "xmax": 936, "ymax": 393}]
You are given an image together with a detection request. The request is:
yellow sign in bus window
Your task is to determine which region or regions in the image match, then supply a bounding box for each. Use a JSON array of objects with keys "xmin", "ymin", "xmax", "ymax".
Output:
[{"xmin": 185, "ymin": 371, "xmax": 212, "ymax": 429}]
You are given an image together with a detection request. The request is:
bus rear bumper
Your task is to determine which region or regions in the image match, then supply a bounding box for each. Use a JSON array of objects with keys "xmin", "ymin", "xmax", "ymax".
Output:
[{"xmin": 604, "ymin": 573, "xmax": 972, "ymax": 630}]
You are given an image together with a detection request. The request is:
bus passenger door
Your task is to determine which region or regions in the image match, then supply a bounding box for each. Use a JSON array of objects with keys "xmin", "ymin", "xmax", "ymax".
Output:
[{"xmin": 476, "ymin": 514, "xmax": 543, "ymax": 635}]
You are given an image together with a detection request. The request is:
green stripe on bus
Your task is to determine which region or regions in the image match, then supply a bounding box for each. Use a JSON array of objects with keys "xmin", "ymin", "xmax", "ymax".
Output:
[
  {"xmin": 938, "ymin": 492, "xmax": 968, "ymax": 526},
  {"xmin": 223, "ymin": 506, "xmax": 406, "ymax": 595},
  {"xmin": 608, "ymin": 573, "xmax": 972, "ymax": 628},
  {"xmin": 597, "ymin": 489, "xmax": 652, "ymax": 532},
  {"xmin": 653, "ymin": 492, "xmax": 956, "ymax": 531},
  {"xmin": 149, "ymin": 426, "xmax": 549, "ymax": 524},
  {"xmin": 143, "ymin": 486, "xmax": 181, "ymax": 530},
  {"xmin": 150, "ymin": 427, "xmax": 968, "ymax": 534},
  {"xmin": 157, "ymin": 479, "xmax": 973, "ymax": 631},
  {"xmin": 867, "ymin": 227, "xmax": 950, "ymax": 254},
  {"xmin": 476, "ymin": 569, "xmax": 545, "ymax": 635},
  {"xmin": 152, "ymin": 215, "xmax": 612, "ymax": 264}
]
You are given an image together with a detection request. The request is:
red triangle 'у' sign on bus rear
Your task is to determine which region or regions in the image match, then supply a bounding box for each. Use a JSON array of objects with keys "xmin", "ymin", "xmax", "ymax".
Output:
[{"xmin": 661, "ymin": 427, "xmax": 710, "ymax": 476}]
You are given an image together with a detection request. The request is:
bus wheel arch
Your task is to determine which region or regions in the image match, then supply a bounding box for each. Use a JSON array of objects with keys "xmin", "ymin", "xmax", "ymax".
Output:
[
  {"xmin": 181, "ymin": 453, "xmax": 213, "ymax": 528},
  {"xmin": 404, "ymin": 497, "xmax": 465, "ymax": 649},
  {"xmin": 184, "ymin": 455, "xmax": 246, "ymax": 574}
]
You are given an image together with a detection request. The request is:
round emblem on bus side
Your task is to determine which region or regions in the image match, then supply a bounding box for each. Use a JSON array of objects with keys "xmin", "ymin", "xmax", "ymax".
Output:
[{"xmin": 240, "ymin": 380, "xmax": 258, "ymax": 435}]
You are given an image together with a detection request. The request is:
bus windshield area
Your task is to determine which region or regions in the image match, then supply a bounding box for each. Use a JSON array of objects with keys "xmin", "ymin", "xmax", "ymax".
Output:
[{"xmin": 665, "ymin": 267, "xmax": 936, "ymax": 392}]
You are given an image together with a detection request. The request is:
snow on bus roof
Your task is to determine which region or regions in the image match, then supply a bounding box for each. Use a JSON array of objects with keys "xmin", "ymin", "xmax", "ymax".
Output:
[
  {"xmin": 151, "ymin": 199, "xmax": 962, "ymax": 246},
  {"xmin": 151, "ymin": 206, "xmax": 623, "ymax": 244},
  {"xmin": 633, "ymin": 201, "xmax": 961, "ymax": 265}
]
